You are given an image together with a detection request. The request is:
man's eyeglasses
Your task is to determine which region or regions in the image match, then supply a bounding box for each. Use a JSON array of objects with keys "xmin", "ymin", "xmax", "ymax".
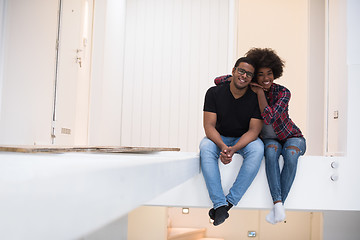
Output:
[{"xmin": 237, "ymin": 67, "xmax": 254, "ymax": 79}]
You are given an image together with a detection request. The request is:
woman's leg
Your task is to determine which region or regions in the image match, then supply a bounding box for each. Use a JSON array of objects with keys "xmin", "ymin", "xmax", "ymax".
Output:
[
  {"xmin": 269, "ymin": 137, "xmax": 306, "ymax": 224},
  {"xmin": 264, "ymin": 139, "xmax": 283, "ymax": 203},
  {"xmin": 280, "ymin": 137, "xmax": 306, "ymax": 202},
  {"xmin": 263, "ymin": 139, "xmax": 282, "ymax": 224}
]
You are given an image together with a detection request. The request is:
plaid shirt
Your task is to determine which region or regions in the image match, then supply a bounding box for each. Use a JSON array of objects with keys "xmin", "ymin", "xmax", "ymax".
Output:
[{"xmin": 214, "ymin": 75, "xmax": 303, "ymax": 141}]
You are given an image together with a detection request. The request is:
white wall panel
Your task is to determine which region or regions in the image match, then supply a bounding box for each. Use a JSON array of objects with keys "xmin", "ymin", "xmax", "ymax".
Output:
[
  {"xmin": 347, "ymin": 0, "xmax": 360, "ymax": 159},
  {"xmin": 122, "ymin": 0, "xmax": 230, "ymax": 152},
  {"xmin": 327, "ymin": 0, "xmax": 347, "ymax": 155},
  {"xmin": 140, "ymin": 0, "xmax": 154, "ymax": 147},
  {"xmin": 307, "ymin": 0, "xmax": 326, "ymax": 155},
  {"xmin": 0, "ymin": 0, "xmax": 58, "ymax": 145},
  {"xmin": 168, "ymin": 0, "xmax": 183, "ymax": 149},
  {"xmin": 89, "ymin": 0, "xmax": 126, "ymax": 146},
  {"xmin": 0, "ymin": 0, "xmax": 6, "ymax": 116}
]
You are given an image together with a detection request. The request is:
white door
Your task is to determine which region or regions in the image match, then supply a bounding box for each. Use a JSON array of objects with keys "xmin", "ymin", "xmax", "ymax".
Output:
[
  {"xmin": 52, "ymin": 0, "xmax": 93, "ymax": 145},
  {"xmin": 326, "ymin": 0, "xmax": 347, "ymax": 156}
]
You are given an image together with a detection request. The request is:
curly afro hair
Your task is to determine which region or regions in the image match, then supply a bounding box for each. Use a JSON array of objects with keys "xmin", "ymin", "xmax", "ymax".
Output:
[{"xmin": 245, "ymin": 48, "xmax": 285, "ymax": 80}]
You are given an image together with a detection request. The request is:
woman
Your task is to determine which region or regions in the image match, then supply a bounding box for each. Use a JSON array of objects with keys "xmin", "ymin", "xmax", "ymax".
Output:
[{"xmin": 214, "ymin": 48, "xmax": 306, "ymax": 224}]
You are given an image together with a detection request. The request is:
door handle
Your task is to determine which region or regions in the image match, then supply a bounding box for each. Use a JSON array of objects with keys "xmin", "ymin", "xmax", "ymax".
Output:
[{"xmin": 76, "ymin": 57, "xmax": 82, "ymax": 68}]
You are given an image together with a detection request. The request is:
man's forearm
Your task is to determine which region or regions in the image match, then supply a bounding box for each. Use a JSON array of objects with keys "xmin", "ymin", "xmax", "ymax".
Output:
[
  {"xmin": 232, "ymin": 131, "xmax": 259, "ymax": 152},
  {"xmin": 204, "ymin": 127, "xmax": 227, "ymax": 150}
]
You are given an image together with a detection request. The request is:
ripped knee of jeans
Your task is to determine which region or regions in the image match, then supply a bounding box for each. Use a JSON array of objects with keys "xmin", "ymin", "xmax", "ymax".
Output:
[
  {"xmin": 285, "ymin": 145, "xmax": 300, "ymax": 155},
  {"xmin": 267, "ymin": 144, "xmax": 278, "ymax": 152}
]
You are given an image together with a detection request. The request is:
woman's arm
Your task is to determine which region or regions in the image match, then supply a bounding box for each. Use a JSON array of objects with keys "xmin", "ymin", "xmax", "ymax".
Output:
[
  {"xmin": 214, "ymin": 75, "xmax": 232, "ymax": 85},
  {"xmin": 261, "ymin": 88, "xmax": 291, "ymax": 125},
  {"xmin": 251, "ymin": 84, "xmax": 290, "ymax": 125},
  {"xmin": 250, "ymin": 83, "xmax": 268, "ymax": 113}
]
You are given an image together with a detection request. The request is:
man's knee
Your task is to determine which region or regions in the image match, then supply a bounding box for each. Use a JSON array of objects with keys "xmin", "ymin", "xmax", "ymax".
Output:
[
  {"xmin": 246, "ymin": 139, "xmax": 264, "ymax": 157},
  {"xmin": 200, "ymin": 137, "xmax": 220, "ymax": 160},
  {"xmin": 253, "ymin": 139, "xmax": 264, "ymax": 154},
  {"xmin": 200, "ymin": 137, "xmax": 216, "ymax": 150}
]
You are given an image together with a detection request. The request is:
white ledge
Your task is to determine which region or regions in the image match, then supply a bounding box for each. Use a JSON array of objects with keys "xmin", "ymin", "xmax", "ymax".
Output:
[
  {"xmin": 148, "ymin": 155, "xmax": 360, "ymax": 212},
  {"xmin": 0, "ymin": 151, "xmax": 199, "ymax": 240},
  {"xmin": 1, "ymin": 151, "xmax": 359, "ymax": 240}
]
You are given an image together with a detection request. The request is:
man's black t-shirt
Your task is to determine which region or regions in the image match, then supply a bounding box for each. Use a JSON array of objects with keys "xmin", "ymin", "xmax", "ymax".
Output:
[{"xmin": 203, "ymin": 82, "xmax": 262, "ymax": 137}]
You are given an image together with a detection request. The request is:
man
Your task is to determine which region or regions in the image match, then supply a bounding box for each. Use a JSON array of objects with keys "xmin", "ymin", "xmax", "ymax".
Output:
[{"xmin": 200, "ymin": 57, "xmax": 264, "ymax": 226}]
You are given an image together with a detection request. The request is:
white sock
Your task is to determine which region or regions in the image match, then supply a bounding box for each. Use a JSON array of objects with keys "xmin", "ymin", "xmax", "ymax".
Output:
[
  {"xmin": 266, "ymin": 207, "xmax": 276, "ymax": 224},
  {"xmin": 274, "ymin": 202, "xmax": 286, "ymax": 223}
]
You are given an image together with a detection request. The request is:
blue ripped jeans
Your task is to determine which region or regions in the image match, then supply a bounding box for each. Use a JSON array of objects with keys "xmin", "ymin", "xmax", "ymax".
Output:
[
  {"xmin": 200, "ymin": 136, "xmax": 264, "ymax": 209},
  {"xmin": 263, "ymin": 137, "xmax": 306, "ymax": 203}
]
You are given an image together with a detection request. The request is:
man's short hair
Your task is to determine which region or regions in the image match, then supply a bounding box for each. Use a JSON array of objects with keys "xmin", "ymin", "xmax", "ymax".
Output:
[{"xmin": 234, "ymin": 57, "xmax": 256, "ymax": 70}]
